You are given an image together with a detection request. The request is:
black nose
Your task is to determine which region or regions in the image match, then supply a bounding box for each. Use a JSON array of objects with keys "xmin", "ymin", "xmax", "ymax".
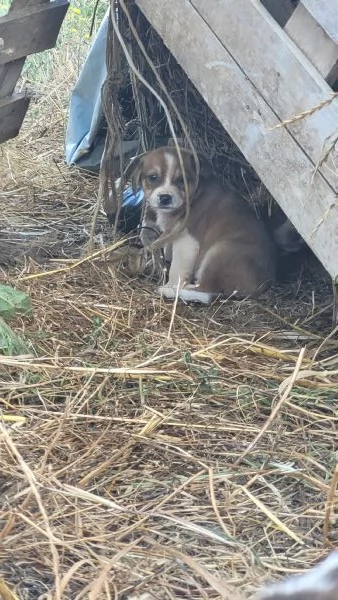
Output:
[{"xmin": 158, "ymin": 194, "xmax": 173, "ymax": 207}]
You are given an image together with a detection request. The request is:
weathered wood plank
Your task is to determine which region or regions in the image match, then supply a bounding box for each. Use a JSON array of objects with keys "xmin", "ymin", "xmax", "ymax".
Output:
[
  {"xmin": 0, "ymin": 58, "xmax": 25, "ymax": 98},
  {"xmin": 135, "ymin": 0, "xmax": 338, "ymax": 280},
  {"xmin": 0, "ymin": 93, "xmax": 29, "ymax": 143},
  {"xmin": 0, "ymin": 0, "xmax": 69, "ymax": 66},
  {"xmin": 285, "ymin": 2, "xmax": 338, "ymax": 82},
  {"xmin": 192, "ymin": 0, "xmax": 338, "ymax": 192},
  {"xmin": 260, "ymin": 0, "xmax": 296, "ymax": 28},
  {"xmin": 9, "ymin": 0, "xmax": 49, "ymax": 11},
  {"xmin": 301, "ymin": 0, "xmax": 338, "ymax": 45}
]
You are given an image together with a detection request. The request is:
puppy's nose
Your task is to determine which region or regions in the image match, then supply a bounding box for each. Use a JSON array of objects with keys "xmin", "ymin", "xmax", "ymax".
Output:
[{"xmin": 158, "ymin": 194, "xmax": 173, "ymax": 207}]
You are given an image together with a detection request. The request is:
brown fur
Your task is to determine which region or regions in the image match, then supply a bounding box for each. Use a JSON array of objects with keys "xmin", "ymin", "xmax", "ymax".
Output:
[{"xmin": 126, "ymin": 147, "xmax": 275, "ymax": 300}]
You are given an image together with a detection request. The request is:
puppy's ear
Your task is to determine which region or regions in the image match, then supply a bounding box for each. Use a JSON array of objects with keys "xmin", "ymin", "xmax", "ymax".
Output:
[
  {"xmin": 167, "ymin": 137, "xmax": 185, "ymax": 148},
  {"xmin": 123, "ymin": 153, "xmax": 145, "ymax": 195},
  {"xmin": 184, "ymin": 150, "xmax": 214, "ymax": 181},
  {"xmin": 198, "ymin": 153, "xmax": 214, "ymax": 180}
]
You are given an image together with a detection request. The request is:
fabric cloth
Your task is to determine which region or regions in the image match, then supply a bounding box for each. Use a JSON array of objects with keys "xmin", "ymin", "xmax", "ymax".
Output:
[
  {"xmin": 65, "ymin": 10, "xmax": 144, "ymax": 226},
  {"xmin": 65, "ymin": 10, "xmax": 109, "ymax": 170}
]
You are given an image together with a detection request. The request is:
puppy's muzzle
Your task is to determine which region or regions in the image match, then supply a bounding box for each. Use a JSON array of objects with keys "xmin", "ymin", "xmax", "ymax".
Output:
[{"xmin": 158, "ymin": 193, "xmax": 173, "ymax": 208}]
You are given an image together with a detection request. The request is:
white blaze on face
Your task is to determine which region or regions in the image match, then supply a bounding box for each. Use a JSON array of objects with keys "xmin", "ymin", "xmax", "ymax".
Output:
[
  {"xmin": 148, "ymin": 151, "xmax": 184, "ymax": 211},
  {"xmin": 256, "ymin": 552, "xmax": 338, "ymax": 599},
  {"xmin": 163, "ymin": 151, "xmax": 176, "ymax": 188}
]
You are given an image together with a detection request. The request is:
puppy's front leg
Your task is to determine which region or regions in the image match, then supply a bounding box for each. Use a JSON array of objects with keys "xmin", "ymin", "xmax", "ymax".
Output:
[
  {"xmin": 158, "ymin": 230, "xmax": 199, "ymax": 298},
  {"xmin": 139, "ymin": 205, "xmax": 159, "ymax": 248}
]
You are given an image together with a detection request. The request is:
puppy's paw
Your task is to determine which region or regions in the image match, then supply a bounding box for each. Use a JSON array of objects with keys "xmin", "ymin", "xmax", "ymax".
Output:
[
  {"xmin": 178, "ymin": 287, "xmax": 215, "ymax": 304},
  {"xmin": 157, "ymin": 284, "xmax": 216, "ymax": 304},
  {"xmin": 157, "ymin": 285, "xmax": 177, "ymax": 299}
]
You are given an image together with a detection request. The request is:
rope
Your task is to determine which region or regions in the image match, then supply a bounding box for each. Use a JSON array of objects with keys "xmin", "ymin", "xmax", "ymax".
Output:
[{"xmin": 89, "ymin": 1, "xmax": 201, "ymax": 258}]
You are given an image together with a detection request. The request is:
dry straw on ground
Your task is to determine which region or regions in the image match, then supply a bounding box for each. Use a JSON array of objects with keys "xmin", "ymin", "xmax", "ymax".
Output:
[{"xmin": 1, "ymin": 3, "xmax": 338, "ymax": 600}]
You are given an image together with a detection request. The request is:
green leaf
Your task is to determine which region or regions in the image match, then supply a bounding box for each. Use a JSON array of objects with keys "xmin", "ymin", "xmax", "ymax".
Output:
[
  {"xmin": 0, "ymin": 317, "xmax": 29, "ymax": 355},
  {"xmin": 0, "ymin": 285, "xmax": 32, "ymax": 321}
]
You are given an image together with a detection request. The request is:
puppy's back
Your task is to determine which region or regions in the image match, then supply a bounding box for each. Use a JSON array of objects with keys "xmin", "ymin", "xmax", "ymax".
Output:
[
  {"xmin": 186, "ymin": 179, "xmax": 275, "ymax": 297},
  {"xmin": 188, "ymin": 180, "xmax": 274, "ymax": 256}
]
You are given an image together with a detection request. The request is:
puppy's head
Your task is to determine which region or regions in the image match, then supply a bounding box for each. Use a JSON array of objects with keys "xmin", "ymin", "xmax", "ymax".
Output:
[{"xmin": 124, "ymin": 147, "xmax": 210, "ymax": 213}]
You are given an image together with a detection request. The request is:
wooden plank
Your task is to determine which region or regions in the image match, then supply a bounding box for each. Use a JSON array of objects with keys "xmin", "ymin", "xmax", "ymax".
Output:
[
  {"xmin": 0, "ymin": 0, "xmax": 69, "ymax": 66},
  {"xmin": 0, "ymin": 93, "xmax": 29, "ymax": 143},
  {"xmin": 9, "ymin": 0, "xmax": 49, "ymax": 10},
  {"xmin": 135, "ymin": 0, "xmax": 338, "ymax": 280},
  {"xmin": 285, "ymin": 2, "xmax": 338, "ymax": 80},
  {"xmin": 301, "ymin": 0, "xmax": 338, "ymax": 45},
  {"xmin": 191, "ymin": 0, "xmax": 338, "ymax": 192},
  {"xmin": 0, "ymin": 58, "xmax": 25, "ymax": 98},
  {"xmin": 260, "ymin": 0, "xmax": 296, "ymax": 28}
]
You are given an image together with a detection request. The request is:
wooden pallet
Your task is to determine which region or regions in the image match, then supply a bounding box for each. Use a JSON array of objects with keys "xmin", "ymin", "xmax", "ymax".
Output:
[
  {"xmin": 285, "ymin": 0, "xmax": 338, "ymax": 87},
  {"xmin": 135, "ymin": 0, "xmax": 338, "ymax": 318},
  {"xmin": 0, "ymin": 0, "xmax": 69, "ymax": 144}
]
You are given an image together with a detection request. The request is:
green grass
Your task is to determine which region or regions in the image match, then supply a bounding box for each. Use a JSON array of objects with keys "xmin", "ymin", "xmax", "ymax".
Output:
[{"xmin": 0, "ymin": 0, "xmax": 9, "ymax": 15}]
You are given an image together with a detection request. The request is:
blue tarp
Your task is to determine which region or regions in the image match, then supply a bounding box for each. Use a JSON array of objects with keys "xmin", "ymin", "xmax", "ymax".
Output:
[
  {"xmin": 65, "ymin": 11, "xmax": 144, "ymax": 224},
  {"xmin": 65, "ymin": 11, "xmax": 109, "ymax": 169}
]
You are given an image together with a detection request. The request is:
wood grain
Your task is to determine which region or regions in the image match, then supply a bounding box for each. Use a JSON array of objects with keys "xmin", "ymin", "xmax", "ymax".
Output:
[
  {"xmin": 136, "ymin": 0, "xmax": 338, "ymax": 279},
  {"xmin": 0, "ymin": 93, "xmax": 29, "ymax": 143},
  {"xmin": 0, "ymin": 0, "xmax": 69, "ymax": 66}
]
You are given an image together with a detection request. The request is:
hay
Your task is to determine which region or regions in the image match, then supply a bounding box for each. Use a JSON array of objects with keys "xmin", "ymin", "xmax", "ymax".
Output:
[
  {"xmin": 114, "ymin": 3, "xmax": 274, "ymax": 213},
  {"xmin": 1, "ymin": 184, "xmax": 337, "ymax": 599},
  {"xmin": 1, "ymin": 3, "xmax": 338, "ymax": 599}
]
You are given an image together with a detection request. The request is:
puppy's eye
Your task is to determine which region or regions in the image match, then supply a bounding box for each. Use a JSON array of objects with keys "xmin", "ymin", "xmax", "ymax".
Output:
[
  {"xmin": 176, "ymin": 176, "xmax": 185, "ymax": 186},
  {"xmin": 146, "ymin": 173, "xmax": 158, "ymax": 183}
]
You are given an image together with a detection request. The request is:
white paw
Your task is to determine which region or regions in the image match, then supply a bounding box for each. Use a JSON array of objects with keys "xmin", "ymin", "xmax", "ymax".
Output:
[
  {"xmin": 178, "ymin": 288, "xmax": 215, "ymax": 304},
  {"xmin": 157, "ymin": 285, "xmax": 215, "ymax": 304},
  {"xmin": 157, "ymin": 285, "xmax": 177, "ymax": 299}
]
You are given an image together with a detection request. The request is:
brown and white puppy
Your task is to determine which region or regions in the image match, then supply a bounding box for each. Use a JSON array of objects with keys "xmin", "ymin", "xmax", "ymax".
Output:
[{"xmin": 126, "ymin": 146, "xmax": 275, "ymax": 303}]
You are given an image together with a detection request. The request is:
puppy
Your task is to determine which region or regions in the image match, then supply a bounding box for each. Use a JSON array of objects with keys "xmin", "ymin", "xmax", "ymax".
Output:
[{"xmin": 125, "ymin": 147, "xmax": 275, "ymax": 303}]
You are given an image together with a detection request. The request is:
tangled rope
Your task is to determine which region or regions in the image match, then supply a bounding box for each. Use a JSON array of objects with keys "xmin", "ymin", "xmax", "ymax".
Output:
[{"xmin": 88, "ymin": 0, "xmax": 272, "ymax": 258}]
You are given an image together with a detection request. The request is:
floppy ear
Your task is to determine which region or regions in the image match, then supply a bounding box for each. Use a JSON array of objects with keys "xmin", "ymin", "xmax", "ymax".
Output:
[
  {"xmin": 197, "ymin": 153, "xmax": 215, "ymax": 180},
  {"xmin": 123, "ymin": 153, "xmax": 146, "ymax": 195},
  {"xmin": 181, "ymin": 149, "xmax": 214, "ymax": 180},
  {"xmin": 255, "ymin": 552, "xmax": 338, "ymax": 600},
  {"xmin": 167, "ymin": 137, "xmax": 185, "ymax": 148}
]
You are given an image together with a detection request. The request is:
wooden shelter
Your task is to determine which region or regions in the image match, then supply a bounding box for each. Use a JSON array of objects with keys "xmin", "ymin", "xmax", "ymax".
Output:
[
  {"xmin": 133, "ymin": 0, "xmax": 338, "ymax": 314},
  {"xmin": 0, "ymin": 0, "xmax": 68, "ymax": 144}
]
